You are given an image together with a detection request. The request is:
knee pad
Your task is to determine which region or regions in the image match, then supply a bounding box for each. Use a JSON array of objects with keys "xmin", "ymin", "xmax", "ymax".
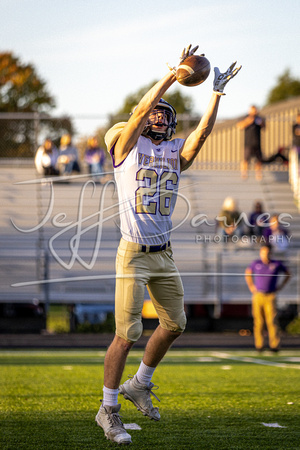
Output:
[{"xmin": 116, "ymin": 318, "xmax": 143, "ymax": 343}]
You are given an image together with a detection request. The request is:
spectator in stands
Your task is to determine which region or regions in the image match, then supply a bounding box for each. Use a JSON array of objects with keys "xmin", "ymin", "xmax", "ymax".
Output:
[
  {"xmin": 57, "ymin": 134, "xmax": 81, "ymax": 175},
  {"xmin": 84, "ymin": 136, "xmax": 106, "ymax": 181},
  {"xmin": 245, "ymin": 243, "xmax": 291, "ymax": 352},
  {"xmin": 34, "ymin": 138, "xmax": 59, "ymax": 176},
  {"xmin": 216, "ymin": 196, "xmax": 245, "ymax": 241},
  {"xmin": 237, "ymin": 105, "xmax": 265, "ymax": 181},
  {"xmin": 263, "ymin": 213, "xmax": 290, "ymax": 254},
  {"xmin": 292, "ymin": 111, "xmax": 300, "ymax": 157},
  {"xmin": 248, "ymin": 200, "xmax": 266, "ymax": 239}
]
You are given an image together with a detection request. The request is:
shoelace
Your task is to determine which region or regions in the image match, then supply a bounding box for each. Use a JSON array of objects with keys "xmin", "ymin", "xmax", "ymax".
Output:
[
  {"xmin": 100, "ymin": 400, "xmax": 125, "ymax": 428},
  {"xmin": 127, "ymin": 375, "xmax": 161, "ymax": 403},
  {"xmin": 108, "ymin": 412, "xmax": 124, "ymax": 428},
  {"xmin": 146, "ymin": 383, "xmax": 160, "ymax": 403}
]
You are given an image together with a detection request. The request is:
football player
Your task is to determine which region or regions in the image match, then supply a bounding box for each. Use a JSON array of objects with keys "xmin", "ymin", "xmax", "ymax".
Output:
[{"xmin": 95, "ymin": 45, "xmax": 241, "ymax": 444}]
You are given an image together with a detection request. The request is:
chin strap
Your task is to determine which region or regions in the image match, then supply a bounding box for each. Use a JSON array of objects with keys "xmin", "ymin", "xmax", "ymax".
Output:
[{"xmin": 143, "ymin": 127, "xmax": 168, "ymax": 141}]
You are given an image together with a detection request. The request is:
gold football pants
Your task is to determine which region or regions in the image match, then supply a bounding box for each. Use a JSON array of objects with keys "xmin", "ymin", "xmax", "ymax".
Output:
[
  {"xmin": 115, "ymin": 238, "xmax": 186, "ymax": 343},
  {"xmin": 251, "ymin": 292, "xmax": 280, "ymax": 350}
]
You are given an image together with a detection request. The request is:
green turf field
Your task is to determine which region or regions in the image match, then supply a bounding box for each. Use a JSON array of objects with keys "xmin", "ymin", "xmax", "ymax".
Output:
[{"xmin": 1, "ymin": 349, "xmax": 300, "ymax": 449}]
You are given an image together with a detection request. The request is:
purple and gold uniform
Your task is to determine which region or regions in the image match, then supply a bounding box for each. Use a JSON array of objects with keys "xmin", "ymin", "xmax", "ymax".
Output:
[{"xmin": 105, "ymin": 123, "xmax": 186, "ymax": 343}]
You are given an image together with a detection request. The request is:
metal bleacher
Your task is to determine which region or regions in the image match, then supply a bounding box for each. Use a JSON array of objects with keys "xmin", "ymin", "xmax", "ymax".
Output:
[{"xmin": 1, "ymin": 161, "xmax": 299, "ymax": 317}]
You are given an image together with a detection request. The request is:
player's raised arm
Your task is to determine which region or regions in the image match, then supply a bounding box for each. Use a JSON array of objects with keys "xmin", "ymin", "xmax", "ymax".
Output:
[
  {"xmin": 112, "ymin": 45, "xmax": 199, "ymax": 166},
  {"xmin": 180, "ymin": 62, "xmax": 241, "ymax": 171},
  {"xmin": 113, "ymin": 72, "xmax": 176, "ymax": 165}
]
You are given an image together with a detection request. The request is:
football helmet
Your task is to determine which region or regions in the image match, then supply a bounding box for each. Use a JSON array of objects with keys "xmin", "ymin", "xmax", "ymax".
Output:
[{"xmin": 143, "ymin": 98, "xmax": 177, "ymax": 141}]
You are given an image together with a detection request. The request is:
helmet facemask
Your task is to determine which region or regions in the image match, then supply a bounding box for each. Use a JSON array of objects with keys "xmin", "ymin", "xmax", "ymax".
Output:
[{"xmin": 142, "ymin": 99, "xmax": 177, "ymax": 141}]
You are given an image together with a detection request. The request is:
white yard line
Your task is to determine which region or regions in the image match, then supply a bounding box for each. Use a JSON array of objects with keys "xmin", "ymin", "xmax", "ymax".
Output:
[
  {"xmin": 212, "ymin": 351, "xmax": 300, "ymax": 370},
  {"xmin": 1, "ymin": 350, "xmax": 300, "ymax": 369}
]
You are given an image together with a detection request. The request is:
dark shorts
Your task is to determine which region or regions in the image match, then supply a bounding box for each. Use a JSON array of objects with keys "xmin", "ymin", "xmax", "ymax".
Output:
[{"xmin": 244, "ymin": 146, "xmax": 263, "ymax": 163}]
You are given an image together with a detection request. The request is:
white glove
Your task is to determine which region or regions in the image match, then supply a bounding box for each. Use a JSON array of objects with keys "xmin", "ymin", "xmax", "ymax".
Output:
[
  {"xmin": 213, "ymin": 62, "xmax": 242, "ymax": 95},
  {"xmin": 167, "ymin": 44, "xmax": 203, "ymax": 75}
]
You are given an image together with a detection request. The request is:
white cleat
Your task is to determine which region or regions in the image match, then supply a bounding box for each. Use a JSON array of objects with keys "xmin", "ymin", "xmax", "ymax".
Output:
[
  {"xmin": 119, "ymin": 375, "xmax": 161, "ymax": 421},
  {"xmin": 95, "ymin": 403, "xmax": 132, "ymax": 445}
]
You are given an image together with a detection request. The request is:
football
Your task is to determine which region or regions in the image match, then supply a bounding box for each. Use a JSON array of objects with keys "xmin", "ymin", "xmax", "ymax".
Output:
[{"xmin": 176, "ymin": 55, "xmax": 211, "ymax": 87}]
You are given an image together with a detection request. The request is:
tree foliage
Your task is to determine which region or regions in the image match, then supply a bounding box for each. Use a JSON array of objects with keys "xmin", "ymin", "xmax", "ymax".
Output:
[
  {"xmin": 266, "ymin": 69, "xmax": 300, "ymax": 105},
  {"xmin": 0, "ymin": 52, "xmax": 55, "ymax": 113},
  {"xmin": 109, "ymin": 80, "xmax": 197, "ymax": 133},
  {"xmin": 114, "ymin": 80, "xmax": 194, "ymax": 116},
  {"xmin": 0, "ymin": 52, "xmax": 74, "ymax": 157}
]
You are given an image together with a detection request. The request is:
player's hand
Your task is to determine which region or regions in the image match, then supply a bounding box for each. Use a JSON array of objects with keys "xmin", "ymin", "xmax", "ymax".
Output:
[
  {"xmin": 179, "ymin": 44, "xmax": 200, "ymax": 63},
  {"xmin": 213, "ymin": 62, "xmax": 242, "ymax": 95},
  {"xmin": 167, "ymin": 44, "xmax": 203, "ymax": 75}
]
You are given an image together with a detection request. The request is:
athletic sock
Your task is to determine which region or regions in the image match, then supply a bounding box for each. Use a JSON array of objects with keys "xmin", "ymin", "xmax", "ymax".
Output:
[
  {"xmin": 136, "ymin": 361, "xmax": 156, "ymax": 386},
  {"xmin": 102, "ymin": 385, "xmax": 119, "ymax": 407}
]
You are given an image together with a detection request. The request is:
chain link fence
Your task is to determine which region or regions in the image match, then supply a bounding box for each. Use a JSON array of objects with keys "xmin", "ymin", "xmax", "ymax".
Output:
[
  {"xmin": 0, "ymin": 112, "xmax": 75, "ymax": 158},
  {"xmin": 0, "ymin": 112, "xmax": 201, "ymax": 160}
]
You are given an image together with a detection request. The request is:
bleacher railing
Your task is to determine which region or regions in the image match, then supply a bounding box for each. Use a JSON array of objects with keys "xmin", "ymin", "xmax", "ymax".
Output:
[
  {"xmin": 289, "ymin": 147, "xmax": 300, "ymax": 211},
  {"xmin": 3, "ymin": 249, "xmax": 299, "ymax": 307}
]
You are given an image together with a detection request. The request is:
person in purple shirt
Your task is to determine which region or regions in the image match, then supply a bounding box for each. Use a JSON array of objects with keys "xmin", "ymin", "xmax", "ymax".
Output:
[
  {"xmin": 248, "ymin": 200, "xmax": 265, "ymax": 238},
  {"xmin": 245, "ymin": 243, "xmax": 291, "ymax": 352},
  {"xmin": 84, "ymin": 136, "xmax": 106, "ymax": 181},
  {"xmin": 263, "ymin": 214, "xmax": 290, "ymax": 254}
]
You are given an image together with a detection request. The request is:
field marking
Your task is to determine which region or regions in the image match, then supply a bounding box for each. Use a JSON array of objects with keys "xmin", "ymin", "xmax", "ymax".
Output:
[
  {"xmin": 213, "ymin": 352, "xmax": 300, "ymax": 370},
  {"xmin": 124, "ymin": 423, "xmax": 142, "ymax": 430},
  {"xmin": 0, "ymin": 350, "xmax": 107, "ymax": 357},
  {"xmin": 1, "ymin": 350, "xmax": 300, "ymax": 369},
  {"xmin": 284, "ymin": 357, "xmax": 300, "ymax": 362},
  {"xmin": 262, "ymin": 422, "xmax": 287, "ymax": 428}
]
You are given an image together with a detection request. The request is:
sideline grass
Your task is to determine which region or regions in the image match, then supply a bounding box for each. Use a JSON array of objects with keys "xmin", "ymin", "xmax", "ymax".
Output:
[{"xmin": 1, "ymin": 350, "xmax": 300, "ymax": 449}]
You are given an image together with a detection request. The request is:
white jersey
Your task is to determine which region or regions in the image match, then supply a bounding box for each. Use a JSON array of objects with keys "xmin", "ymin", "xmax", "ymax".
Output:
[{"xmin": 112, "ymin": 134, "xmax": 184, "ymax": 245}]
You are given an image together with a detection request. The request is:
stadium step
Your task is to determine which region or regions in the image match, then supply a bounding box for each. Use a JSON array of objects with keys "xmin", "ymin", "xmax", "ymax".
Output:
[{"xmin": 1, "ymin": 165, "xmax": 299, "ymax": 306}]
